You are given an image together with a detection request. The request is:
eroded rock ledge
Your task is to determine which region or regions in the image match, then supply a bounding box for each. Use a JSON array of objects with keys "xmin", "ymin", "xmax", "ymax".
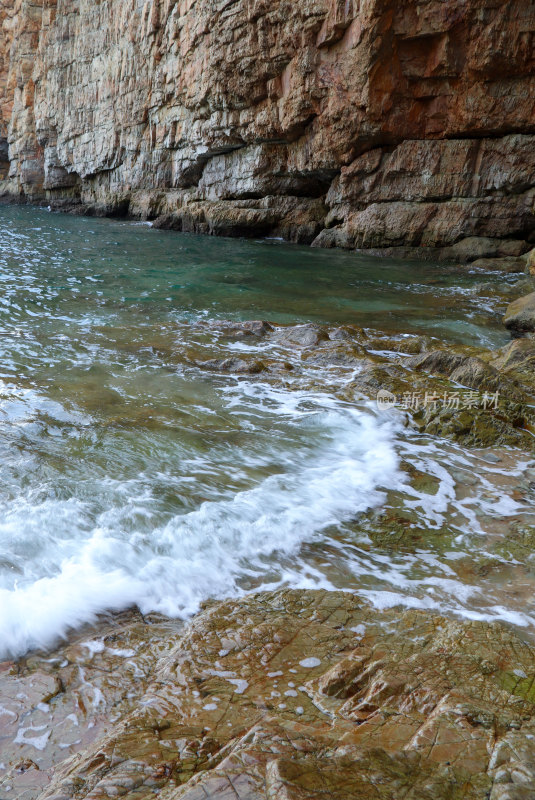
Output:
[
  {"xmin": 1, "ymin": 0, "xmax": 534, "ymax": 256},
  {"xmin": 2, "ymin": 590, "xmax": 535, "ymax": 799}
]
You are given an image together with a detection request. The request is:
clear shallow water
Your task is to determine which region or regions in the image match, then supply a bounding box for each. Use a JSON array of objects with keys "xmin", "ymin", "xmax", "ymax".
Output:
[{"xmin": 0, "ymin": 206, "xmax": 532, "ymax": 658}]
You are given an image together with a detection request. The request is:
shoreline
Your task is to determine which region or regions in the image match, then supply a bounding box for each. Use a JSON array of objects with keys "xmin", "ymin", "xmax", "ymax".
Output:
[{"xmin": 1, "ymin": 191, "xmax": 533, "ymax": 265}]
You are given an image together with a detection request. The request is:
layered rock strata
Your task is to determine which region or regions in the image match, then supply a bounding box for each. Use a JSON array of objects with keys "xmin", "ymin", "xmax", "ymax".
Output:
[{"xmin": 0, "ymin": 0, "xmax": 534, "ymax": 254}]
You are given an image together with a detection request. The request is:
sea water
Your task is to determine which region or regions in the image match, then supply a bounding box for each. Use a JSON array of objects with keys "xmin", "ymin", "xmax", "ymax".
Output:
[{"xmin": 0, "ymin": 205, "xmax": 531, "ymax": 658}]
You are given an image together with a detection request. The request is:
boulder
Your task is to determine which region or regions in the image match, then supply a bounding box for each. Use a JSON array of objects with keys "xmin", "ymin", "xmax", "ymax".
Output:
[
  {"xmin": 276, "ymin": 324, "xmax": 330, "ymax": 348},
  {"xmin": 406, "ymin": 350, "xmax": 502, "ymax": 393},
  {"xmin": 469, "ymin": 256, "xmax": 527, "ymax": 273},
  {"xmin": 492, "ymin": 338, "xmax": 535, "ymax": 373},
  {"xmin": 208, "ymin": 320, "xmax": 274, "ymax": 338},
  {"xmin": 525, "ymin": 248, "xmax": 535, "ymax": 276},
  {"xmin": 197, "ymin": 357, "xmax": 267, "ymax": 374},
  {"xmin": 503, "ymin": 292, "xmax": 535, "ymax": 335},
  {"xmin": 490, "ymin": 339, "xmax": 535, "ymax": 394},
  {"xmin": 440, "ymin": 237, "xmax": 531, "ymax": 262}
]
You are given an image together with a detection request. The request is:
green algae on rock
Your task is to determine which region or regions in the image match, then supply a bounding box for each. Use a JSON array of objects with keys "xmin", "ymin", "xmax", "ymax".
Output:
[{"xmin": 339, "ymin": 353, "xmax": 535, "ymax": 451}]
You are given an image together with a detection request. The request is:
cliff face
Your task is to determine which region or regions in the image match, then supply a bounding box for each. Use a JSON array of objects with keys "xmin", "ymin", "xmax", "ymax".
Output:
[{"xmin": 1, "ymin": 0, "xmax": 534, "ymax": 254}]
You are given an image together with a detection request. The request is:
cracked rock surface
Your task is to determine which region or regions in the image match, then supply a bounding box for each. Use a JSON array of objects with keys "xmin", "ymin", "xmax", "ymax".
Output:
[{"xmin": 2, "ymin": 590, "xmax": 535, "ymax": 799}]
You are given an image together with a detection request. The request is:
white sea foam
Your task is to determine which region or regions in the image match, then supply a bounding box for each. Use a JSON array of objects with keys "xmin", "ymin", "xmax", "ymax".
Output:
[
  {"xmin": 1, "ymin": 376, "xmax": 532, "ymax": 660},
  {"xmin": 0, "ymin": 385, "xmax": 401, "ymax": 659},
  {"xmin": 299, "ymin": 658, "xmax": 321, "ymax": 669},
  {"xmin": 14, "ymin": 725, "xmax": 51, "ymax": 751},
  {"xmin": 362, "ymin": 589, "xmax": 534, "ymax": 628}
]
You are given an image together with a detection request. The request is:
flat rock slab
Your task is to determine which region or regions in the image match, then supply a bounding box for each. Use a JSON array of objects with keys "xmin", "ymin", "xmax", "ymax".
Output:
[{"xmin": 3, "ymin": 590, "xmax": 533, "ymax": 800}]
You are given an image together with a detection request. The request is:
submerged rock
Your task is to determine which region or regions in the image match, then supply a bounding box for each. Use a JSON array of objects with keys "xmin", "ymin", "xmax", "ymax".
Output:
[
  {"xmin": 357, "ymin": 507, "xmax": 447, "ymax": 552},
  {"xmin": 469, "ymin": 256, "xmax": 528, "ymax": 273},
  {"xmin": 5, "ymin": 590, "xmax": 534, "ymax": 800},
  {"xmin": 329, "ymin": 325, "xmax": 368, "ymax": 342},
  {"xmin": 196, "ymin": 357, "xmax": 267, "ymax": 374},
  {"xmin": 207, "ymin": 320, "xmax": 274, "ymax": 338},
  {"xmin": 176, "ymin": 314, "xmax": 535, "ymax": 451},
  {"xmin": 493, "ymin": 522, "xmax": 535, "ymax": 562},
  {"xmin": 470, "ymin": 277, "xmax": 535, "ymax": 299}
]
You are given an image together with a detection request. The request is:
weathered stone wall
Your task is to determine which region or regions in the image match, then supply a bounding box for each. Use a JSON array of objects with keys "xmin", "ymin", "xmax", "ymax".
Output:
[{"xmin": 1, "ymin": 0, "xmax": 534, "ymax": 254}]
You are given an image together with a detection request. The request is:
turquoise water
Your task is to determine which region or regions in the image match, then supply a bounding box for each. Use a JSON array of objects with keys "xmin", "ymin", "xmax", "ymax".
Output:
[
  {"xmin": 0, "ymin": 205, "xmax": 530, "ymax": 658},
  {"xmin": 1, "ymin": 206, "xmax": 511, "ymax": 343}
]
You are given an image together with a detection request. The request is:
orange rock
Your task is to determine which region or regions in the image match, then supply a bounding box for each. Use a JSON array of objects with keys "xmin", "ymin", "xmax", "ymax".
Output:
[{"xmin": 0, "ymin": 0, "xmax": 534, "ymax": 251}]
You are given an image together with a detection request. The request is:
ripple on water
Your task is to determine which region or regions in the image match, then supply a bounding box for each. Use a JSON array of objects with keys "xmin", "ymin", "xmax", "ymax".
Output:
[{"xmin": 0, "ymin": 206, "xmax": 532, "ymax": 659}]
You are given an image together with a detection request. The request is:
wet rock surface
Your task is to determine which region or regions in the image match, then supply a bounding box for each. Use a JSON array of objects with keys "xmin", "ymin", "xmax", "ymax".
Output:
[
  {"xmin": 195, "ymin": 357, "xmax": 268, "ymax": 375},
  {"xmin": 492, "ymin": 339, "xmax": 535, "ymax": 383},
  {"xmin": 185, "ymin": 317, "xmax": 535, "ymax": 451},
  {"xmin": 504, "ymin": 293, "xmax": 535, "ymax": 337},
  {"xmin": 2, "ymin": 590, "xmax": 535, "ymax": 800},
  {"xmin": 0, "ymin": 610, "xmax": 184, "ymax": 799}
]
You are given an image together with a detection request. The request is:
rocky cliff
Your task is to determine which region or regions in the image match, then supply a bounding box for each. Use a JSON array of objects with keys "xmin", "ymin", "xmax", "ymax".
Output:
[{"xmin": 1, "ymin": 0, "xmax": 534, "ymax": 255}]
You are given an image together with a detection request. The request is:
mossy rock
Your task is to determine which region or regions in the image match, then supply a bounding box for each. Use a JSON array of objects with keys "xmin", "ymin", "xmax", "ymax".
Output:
[
  {"xmin": 499, "ymin": 669, "xmax": 535, "ymax": 704},
  {"xmin": 344, "ymin": 360, "xmax": 535, "ymax": 451},
  {"xmin": 401, "ymin": 461, "xmax": 441, "ymax": 495},
  {"xmin": 417, "ymin": 401, "xmax": 534, "ymax": 449},
  {"xmin": 355, "ymin": 508, "xmax": 454, "ymax": 553},
  {"xmin": 492, "ymin": 522, "xmax": 535, "ymax": 562}
]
